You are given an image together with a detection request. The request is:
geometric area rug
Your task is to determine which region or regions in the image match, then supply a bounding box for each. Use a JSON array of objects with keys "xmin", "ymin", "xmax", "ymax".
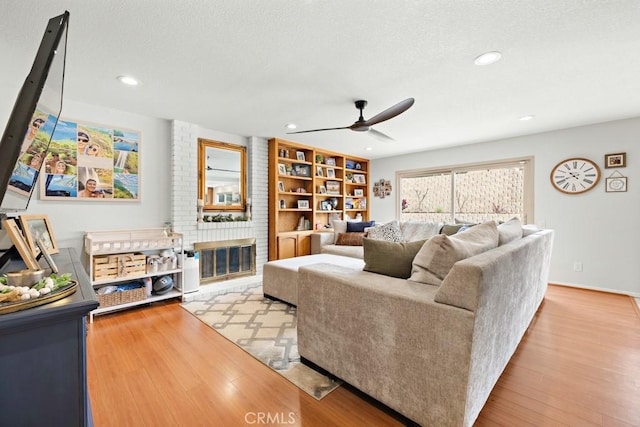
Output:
[{"xmin": 180, "ymin": 283, "xmax": 342, "ymax": 400}]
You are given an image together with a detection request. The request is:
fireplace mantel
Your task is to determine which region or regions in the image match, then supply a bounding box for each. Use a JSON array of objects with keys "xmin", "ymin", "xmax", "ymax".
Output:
[{"xmin": 197, "ymin": 221, "xmax": 254, "ymax": 230}]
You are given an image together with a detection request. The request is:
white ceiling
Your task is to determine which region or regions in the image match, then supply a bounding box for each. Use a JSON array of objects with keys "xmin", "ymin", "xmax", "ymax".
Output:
[{"xmin": 2, "ymin": 1, "xmax": 640, "ymax": 159}]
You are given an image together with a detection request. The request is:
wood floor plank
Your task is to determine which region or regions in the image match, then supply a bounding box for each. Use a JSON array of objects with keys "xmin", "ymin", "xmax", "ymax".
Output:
[{"xmin": 87, "ymin": 285, "xmax": 640, "ymax": 426}]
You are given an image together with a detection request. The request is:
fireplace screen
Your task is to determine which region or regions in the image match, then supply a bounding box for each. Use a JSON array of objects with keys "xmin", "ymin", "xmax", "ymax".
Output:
[{"xmin": 195, "ymin": 238, "xmax": 256, "ymax": 283}]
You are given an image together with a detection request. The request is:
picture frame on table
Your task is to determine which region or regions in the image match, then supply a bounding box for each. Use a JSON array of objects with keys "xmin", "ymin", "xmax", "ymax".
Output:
[
  {"xmin": 297, "ymin": 200, "xmax": 310, "ymax": 209},
  {"xmin": 354, "ymin": 189, "xmax": 364, "ymax": 197},
  {"xmin": 325, "ymin": 157, "xmax": 336, "ymax": 166},
  {"xmin": 316, "ymin": 165, "xmax": 324, "ymax": 177},
  {"xmin": 278, "ymin": 181, "xmax": 285, "ymax": 192},
  {"xmin": 296, "ymin": 151, "xmax": 306, "ymax": 161},
  {"xmin": 278, "ymin": 163, "xmax": 287, "ymax": 175},
  {"xmin": 1, "ymin": 218, "xmax": 41, "ymax": 270},
  {"xmin": 353, "ymin": 174, "xmax": 366, "ymax": 184},
  {"xmin": 19, "ymin": 214, "xmax": 59, "ymax": 257},
  {"xmin": 604, "ymin": 152, "xmax": 626, "ymax": 168},
  {"xmin": 326, "ymin": 168, "xmax": 335, "ymax": 178}
]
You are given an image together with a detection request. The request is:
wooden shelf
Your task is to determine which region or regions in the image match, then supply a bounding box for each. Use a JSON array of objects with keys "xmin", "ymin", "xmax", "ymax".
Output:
[{"xmin": 269, "ymin": 138, "xmax": 369, "ymax": 260}]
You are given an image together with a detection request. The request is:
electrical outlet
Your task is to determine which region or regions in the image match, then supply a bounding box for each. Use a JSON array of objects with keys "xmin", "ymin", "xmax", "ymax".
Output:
[{"xmin": 573, "ymin": 261, "xmax": 583, "ymax": 272}]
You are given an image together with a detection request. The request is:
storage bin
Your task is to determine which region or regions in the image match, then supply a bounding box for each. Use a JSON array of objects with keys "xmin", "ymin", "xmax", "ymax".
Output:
[{"xmin": 93, "ymin": 253, "xmax": 146, "ymax": 281}]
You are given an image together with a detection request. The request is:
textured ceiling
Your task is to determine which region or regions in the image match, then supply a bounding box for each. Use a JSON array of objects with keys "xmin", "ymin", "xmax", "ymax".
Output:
[{"xmin": 2, "ymin": 1, "xmax": 640, "ymax": 158}]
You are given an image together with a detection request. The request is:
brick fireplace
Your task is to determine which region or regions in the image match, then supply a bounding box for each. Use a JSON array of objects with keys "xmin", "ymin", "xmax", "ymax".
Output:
[{"xmin": 169, "ymin": 121, "xmax": 269, "ymax": 285}]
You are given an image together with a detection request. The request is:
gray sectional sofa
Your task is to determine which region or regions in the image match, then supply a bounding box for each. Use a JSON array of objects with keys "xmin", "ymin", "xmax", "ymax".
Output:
[{"xmin": 297, "ymin": 225, "xmax": 554, "ymax": 426}]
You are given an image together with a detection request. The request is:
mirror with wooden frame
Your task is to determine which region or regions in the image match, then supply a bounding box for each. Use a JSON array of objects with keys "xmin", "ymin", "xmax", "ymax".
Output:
[{"xmin": 198, "ymin": 138, "xmax": 246, "ymax": 211}]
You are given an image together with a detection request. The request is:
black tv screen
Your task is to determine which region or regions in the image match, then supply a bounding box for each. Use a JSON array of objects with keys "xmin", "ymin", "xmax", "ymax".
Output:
[{"xmin": 0, "ymin": 12, "xmax": 69, "ymax": 213}]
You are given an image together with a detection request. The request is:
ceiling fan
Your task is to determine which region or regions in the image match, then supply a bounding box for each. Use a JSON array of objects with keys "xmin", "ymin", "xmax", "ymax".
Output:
[{"xmin": 287, "ymin": 97, "xmax": 415, "ymax": 142}]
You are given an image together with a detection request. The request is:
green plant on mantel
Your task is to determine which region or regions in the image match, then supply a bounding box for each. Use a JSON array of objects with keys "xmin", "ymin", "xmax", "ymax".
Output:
[{"xmin": 204, "ymin": 214, "xmax": 249, "ymax": 222}]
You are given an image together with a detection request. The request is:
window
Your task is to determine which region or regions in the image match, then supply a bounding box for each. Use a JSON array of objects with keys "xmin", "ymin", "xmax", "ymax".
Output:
[{"xmin": 398, "ymin": 158, "xmax": 533, "ymax": 224}]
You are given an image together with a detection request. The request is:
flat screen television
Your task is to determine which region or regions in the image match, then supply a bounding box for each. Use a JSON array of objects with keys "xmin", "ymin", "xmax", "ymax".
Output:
[{"xmin": 0, "ymin": 11, "xmax": 69, "ymax": 213}]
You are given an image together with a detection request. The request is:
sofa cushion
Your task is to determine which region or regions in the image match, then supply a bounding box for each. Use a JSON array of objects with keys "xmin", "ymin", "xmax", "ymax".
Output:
[
  {"xmin": 400, "ymin": 221, "xmax": 442, "ymax": 242},
  {"xmin": 498, "ymin": 217, "xmax": 523, "ymax": 245},
  {"xmin": 346, "ymin": 220, "xmax": 375, "ymax": 233},
  {"xmin": 366, "ymin": 220, "xmax": 403, "ymax": 242},
  {"xmin": 335, "ymin": 232, "xmax": 366, "ymax": 246},
  {"xmin": 321, "ymin": 244, "xmax": 364, "ymax": 258},
  {"xmin": 331, "ymin": 219, "xmax": 348, "ymax": 243},
  {"xmin": 440, "ymin": 224, "xmax": 466, "ymax": 236},
  {"xmin": 363, "ymin": 238, "xmax": 428, "ymax": 279},
  {"xmin": 410, "ymin": 221, "xmax": 499, "ymax": 286}
]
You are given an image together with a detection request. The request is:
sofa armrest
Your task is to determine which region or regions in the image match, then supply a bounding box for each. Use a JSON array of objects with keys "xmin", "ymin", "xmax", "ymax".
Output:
[{"xmin": 310, "ymin": 232, "xmax": 334, "ymax": 254}]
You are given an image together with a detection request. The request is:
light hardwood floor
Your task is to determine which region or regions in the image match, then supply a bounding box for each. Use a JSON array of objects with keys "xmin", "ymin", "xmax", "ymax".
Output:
[{"xmin": 86, "ymin": 285, "xmax": 640, "ymax": 426}]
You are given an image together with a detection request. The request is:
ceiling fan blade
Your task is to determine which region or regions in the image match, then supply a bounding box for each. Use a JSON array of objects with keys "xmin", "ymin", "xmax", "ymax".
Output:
[
  {"xmin": 368, "ymin": 128, "xmax": 395, "ymax": 142},
  {"xmin": 287, "ymin": 126, "xmax": 350, "ymax": 135},
  {"xmin": 362, "ymin": 98, "xmax": 415, "ymax": 127}
]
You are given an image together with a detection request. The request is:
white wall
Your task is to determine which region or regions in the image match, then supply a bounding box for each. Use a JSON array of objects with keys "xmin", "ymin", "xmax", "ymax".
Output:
[
  {"xmin": 13, "ymin": 98, "xmax": 172, "ymax": 255},
  {"xmin": 371, "ymin": 118, "xmax": 640, "ymax": 296}
]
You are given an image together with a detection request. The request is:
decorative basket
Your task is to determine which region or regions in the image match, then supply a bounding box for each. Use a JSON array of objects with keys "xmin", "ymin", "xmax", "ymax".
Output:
[{"xmin": 96, "ymin": 285, "xmax": 146, "ymax": 308}]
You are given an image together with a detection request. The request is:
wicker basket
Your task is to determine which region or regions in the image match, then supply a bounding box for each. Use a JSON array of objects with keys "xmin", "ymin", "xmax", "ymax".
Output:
[{"xmin": 96, "ymin": 285, "xmax": 146, "ymax": 308}]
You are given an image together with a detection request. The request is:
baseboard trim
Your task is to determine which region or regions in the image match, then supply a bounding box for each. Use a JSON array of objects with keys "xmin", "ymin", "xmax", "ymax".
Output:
[{"xmin": 549, "ymin": 281, "xmax": 640, "ymax": 298}]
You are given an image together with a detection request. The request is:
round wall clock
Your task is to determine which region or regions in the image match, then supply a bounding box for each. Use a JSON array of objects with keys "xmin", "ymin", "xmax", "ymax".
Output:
[{"xmin": 550, "ymin": 157, "xmax": 601, "ymax": 194}]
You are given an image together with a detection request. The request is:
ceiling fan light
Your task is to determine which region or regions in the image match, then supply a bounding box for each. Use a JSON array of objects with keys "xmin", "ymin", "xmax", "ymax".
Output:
[
  {"xmin": 285, "ymin": 123, "xmax": 297, "ymax": 130},
  {"xmin": 519, "ymin": 115, "xmax": 535, "ymax": 121},
  {"xmin": 474, "ymin": 51, "xmax": 502, "ymax": 66}
]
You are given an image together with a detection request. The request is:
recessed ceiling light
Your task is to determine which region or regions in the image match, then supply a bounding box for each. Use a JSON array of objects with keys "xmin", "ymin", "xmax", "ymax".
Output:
[
  {"xmin": 285, "ymin": 123, "xmax": 297, "ymax": 130},
  {"xmin": 474, "ymin": 51, "xmax": 502, "ymax": 66},
  {"xmin": 365, "ymin": 146, "xmax": 373, "ymax": 151},
  {"xmin": 117, "ymin": 75, "xmax": 140, "ymax": 86},
  {"xmin": 519, "ymin": 115, "xmax": 535, "ymax": 121}
]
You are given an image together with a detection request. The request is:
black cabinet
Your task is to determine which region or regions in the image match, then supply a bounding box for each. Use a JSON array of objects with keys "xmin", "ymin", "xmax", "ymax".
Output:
[{"xmin": 0, "ymin": 248, "xmax": 98, "ymax": 426}]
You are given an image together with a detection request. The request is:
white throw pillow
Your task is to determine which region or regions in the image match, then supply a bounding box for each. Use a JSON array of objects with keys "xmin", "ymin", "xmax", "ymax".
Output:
[
  {"xmin": 409, "ymin": 221, "xmax": 499, "ymax": 286},
  {"xmin": 497, "ymin": 217, "xmax": 523, "ymax": 245}
]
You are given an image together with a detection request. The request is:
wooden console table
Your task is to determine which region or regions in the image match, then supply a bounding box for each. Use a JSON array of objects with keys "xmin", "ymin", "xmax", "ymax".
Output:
[{"xmin": 0, "ymin": 248, "xmax": 98, "ymax": 426}]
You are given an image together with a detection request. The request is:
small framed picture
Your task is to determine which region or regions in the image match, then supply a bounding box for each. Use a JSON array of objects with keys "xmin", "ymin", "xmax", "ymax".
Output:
[
  {"xmin": 325, "ymin": 157, "xmax": 336, "ymax": 166},
  {"xmin": 278, "ymin": 181, "xmax": 285, "ymax": 192},
  {"xmin": 316, "ymin": 166, "xmax": 324, "ymax": 177},
  {"xmin": 278, "ymin": 163, "xmax": 287, "ymax": 175},
  {"xmin": 296, "ymin": 151, "xmax": 306, "ymax": 161},
  {"xmin": 605, "ymin": 152, "xmax": 626, "ymax": 168},
  {"xmin": 326, "ymin": 168, "xmax": 335, "ymax": 178},
  {"xmin": 19, "ymin": 214, "xmax": 59, "ymax": 256},
  {"xmin": 279, "ymin": 199, "xmax": 286, "ymax": 209},
  {"xmin": 320, "ymin": 201, "xmax": 331, "ymax": 211},
  {"xmin": 318, "ymin": 185, "xmax": 327, "ymax": 194},
  {"xmin": 354, "ymin": 174, "xmax": 366, "ymax": 184},
  {"xmin": 606, "ymin": 176, "xmax": 627, "ymax": 192},
  {"xmin": 1, "ymin": 218, "xmax": 40, "ymax": 270},
  {"xmin": 293, "ymin": 164, "xmax": 311, "ymax": 177},
  {"xmin": 354, "ymin": 189, "xmax": 364, "ymax": 197},
  {"xmin": 297, "ymin": 200, "xmax": 310, "ymax": 209}
]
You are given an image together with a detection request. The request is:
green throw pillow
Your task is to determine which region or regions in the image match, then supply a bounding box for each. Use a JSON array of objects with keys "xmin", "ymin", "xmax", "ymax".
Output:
[{"xmin": 363, "ymin": 238, "xmax": 427, "ymax": 279}]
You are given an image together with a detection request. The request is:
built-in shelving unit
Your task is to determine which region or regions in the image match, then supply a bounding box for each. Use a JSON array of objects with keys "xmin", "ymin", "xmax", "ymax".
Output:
[{"xmin": 268, "ymin": 138, "xmax": 370, "ymax": 260}]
